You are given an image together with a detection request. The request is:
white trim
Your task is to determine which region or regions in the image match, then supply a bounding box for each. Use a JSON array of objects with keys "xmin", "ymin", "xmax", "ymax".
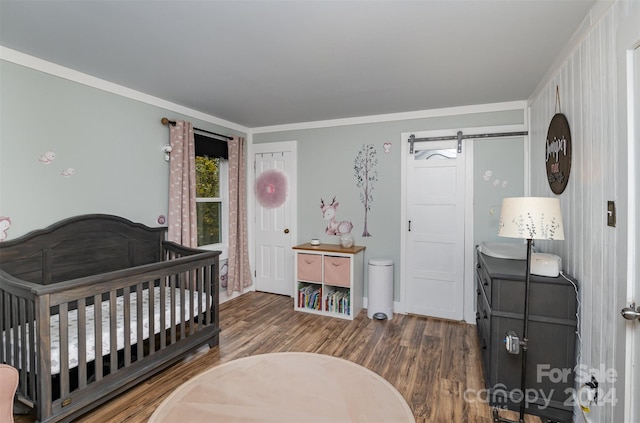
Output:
[
  {"xmin": 220, "ymin": 290, "xmax": 245, "ymax": 304},
  {"xmin": 464, "ymin": 140, "xmax": 475, "ymax": 324},
  {"xmin": 399, "ymin": 132, "xmax": 409, "ymax": 315},
  {"xmin": 246, "ymin": 137, "xmax": 255, "ymax": 269},
  {"xmin": 0, "ymin": 46, "xmax": 249, "ymax": 134},
  {"xmin": 195, "ymin": 158, "xmax": 229, "ymax": 252},
  {"xmin": 625, "ymin": 44, "xmax": 638, "ymax": 423},
  {"xmin": 220, "ymin": 159, "xmax": 230, "ymax": 249},
  {"xmin": 246, "ymin": 133, "xmax": 257, "ymax": 294},
  {"xmin": 251, "ymin": 101, "xmax": 528, "ymax": 134}
]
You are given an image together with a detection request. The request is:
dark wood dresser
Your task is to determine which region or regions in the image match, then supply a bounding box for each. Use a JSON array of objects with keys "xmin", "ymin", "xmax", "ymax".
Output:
[{"xmin": 475, "ymin": 251, "xmax": 578, "ymax": 422}]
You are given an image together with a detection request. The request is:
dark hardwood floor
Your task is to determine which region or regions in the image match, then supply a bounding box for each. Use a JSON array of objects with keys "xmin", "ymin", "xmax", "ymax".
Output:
[{"xmin": 15, "ymin": 291, "xmax": 541, "ymax": 422}]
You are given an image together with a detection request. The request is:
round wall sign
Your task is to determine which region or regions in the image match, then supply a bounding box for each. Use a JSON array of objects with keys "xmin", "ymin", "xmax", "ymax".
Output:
[{"xmin": 545, "ymin": 113, "xmax": 572, "ymax": 194}]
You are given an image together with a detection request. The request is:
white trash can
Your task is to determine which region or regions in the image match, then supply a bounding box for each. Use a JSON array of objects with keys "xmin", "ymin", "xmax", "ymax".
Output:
[{"xmin": 367, "ymin": 258, "xmax": 393, "ymax": 320}]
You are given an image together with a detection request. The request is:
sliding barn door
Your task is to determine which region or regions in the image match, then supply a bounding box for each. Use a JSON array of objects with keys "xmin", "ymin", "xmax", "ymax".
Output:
[{"xmin": 406, "ymin": 140, "xmax": 465, "ymax": 320}]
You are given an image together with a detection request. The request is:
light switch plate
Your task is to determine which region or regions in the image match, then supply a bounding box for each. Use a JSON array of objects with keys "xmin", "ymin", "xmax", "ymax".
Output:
[{"xmin": 607, "ymin": 201, "xmax": 616, "ymax": 227}]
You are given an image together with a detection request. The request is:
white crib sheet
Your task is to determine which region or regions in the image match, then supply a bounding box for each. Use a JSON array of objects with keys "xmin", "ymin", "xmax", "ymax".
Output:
[{"xmin": 5, "ymin": 286, "xmax": 210, "ymax": 375}]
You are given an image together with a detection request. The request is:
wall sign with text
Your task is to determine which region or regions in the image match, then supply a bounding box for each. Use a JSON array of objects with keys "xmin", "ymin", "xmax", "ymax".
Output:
[{"xmin": 546, "ymin": 113, "xmax": 572, "ymax": 194}]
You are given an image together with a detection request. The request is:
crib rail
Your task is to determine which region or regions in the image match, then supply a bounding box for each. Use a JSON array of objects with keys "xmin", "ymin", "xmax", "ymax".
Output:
[{"xmin": 0, "ymin": 246, "xmax": 219, "ymax": 423}]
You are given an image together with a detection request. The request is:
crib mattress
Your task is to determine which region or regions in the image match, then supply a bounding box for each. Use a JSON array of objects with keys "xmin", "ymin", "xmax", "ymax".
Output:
[{"xmin": 5, "ymin": 286, "xmax": 210, "ymax": 375}]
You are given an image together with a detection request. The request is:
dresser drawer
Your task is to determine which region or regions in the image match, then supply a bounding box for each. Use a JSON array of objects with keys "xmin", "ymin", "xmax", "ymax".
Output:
[
  {"xmin": 297, "ymin": 253, "xmax": 322, "ymax": 282},
  {"xmin": 324, "ymin": 256, "xmax": 351, "ymax": 287},
  {"xmin": 477, "ymin": 266, "xmax": 492, "ymax": 306},
  {"xmin": 475, "ymin": 285, "xmax": 490, "ymax": 382}
]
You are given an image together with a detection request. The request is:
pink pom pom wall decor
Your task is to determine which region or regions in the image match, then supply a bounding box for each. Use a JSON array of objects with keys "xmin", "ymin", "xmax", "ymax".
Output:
[{"xmin": 255, "ymin": 169, "xmax": 288, "ymax": 208}]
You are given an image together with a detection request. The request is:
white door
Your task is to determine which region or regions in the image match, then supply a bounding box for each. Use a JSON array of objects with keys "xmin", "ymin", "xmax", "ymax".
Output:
[
  {"xmin": 254, "ymin": 143, "xmax": 296, "ymax": 296},
  {"xmin": 406, "ymin": 140, "xmax": 465, "ymax": 320}
]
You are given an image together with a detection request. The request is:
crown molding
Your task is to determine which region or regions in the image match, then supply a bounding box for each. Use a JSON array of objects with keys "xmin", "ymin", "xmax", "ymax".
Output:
[
  {"xmin": 251, "ymin": 101, "xmax": 527, "ymax": 134},
  {"xmin": 0, "ymin": 46, "xmax": 249, "ymax": 134}
]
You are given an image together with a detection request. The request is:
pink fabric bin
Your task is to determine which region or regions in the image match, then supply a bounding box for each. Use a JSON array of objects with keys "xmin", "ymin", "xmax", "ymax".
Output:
[
  {"xmin": 324, "ymin": 256, "xmax": 350, "ymax": 287},
  {"xmin": 298, "ymin": 253, "xmax": 322, "ymax": 282}
]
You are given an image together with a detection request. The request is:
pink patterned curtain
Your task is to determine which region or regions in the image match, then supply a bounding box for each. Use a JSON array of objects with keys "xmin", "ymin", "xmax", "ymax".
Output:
[
  {"xmin": 227, "ymin": 136, "xmax": 253, "ymax": 294},
  {"xmin": 167, "ymin": 121, "xmax": 197, "ymax": 248}
]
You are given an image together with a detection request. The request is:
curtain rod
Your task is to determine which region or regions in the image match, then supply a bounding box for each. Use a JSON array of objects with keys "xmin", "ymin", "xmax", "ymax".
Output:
[
  {"xmin": 161, "ymin": 117, "xmax": 233, "ymax": 140},
  {"xmin": 408, "ymin": 130, "xmax": 528, "ymax": 154}
]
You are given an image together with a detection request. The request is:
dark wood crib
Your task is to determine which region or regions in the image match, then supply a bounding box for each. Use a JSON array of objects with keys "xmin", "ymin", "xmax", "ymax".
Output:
[{"xmin": 0, "ymin": 214, "xmax": 220, "ymax": 423}]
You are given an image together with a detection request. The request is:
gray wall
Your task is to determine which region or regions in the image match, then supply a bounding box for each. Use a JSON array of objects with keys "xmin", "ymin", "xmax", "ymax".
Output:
[
  {"xmin": 0, "ymin": 60, "xmax": 245, "ymax": 239},
  {"xmin": 528, "ymin": 2, "xmax": 639, "ymax": 421},
  {"xmin": 254, "ymin": 110, "xmax": 525, "ymax": 301},
  {"xmin": 473, "ymin": 137, "xmax": 525, "ymax": 245}
]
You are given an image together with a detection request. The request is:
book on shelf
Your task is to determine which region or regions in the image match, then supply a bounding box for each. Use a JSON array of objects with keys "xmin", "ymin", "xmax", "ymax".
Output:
[
  {"xmin": 298, "ymin": 284, "xmax": 322, "ymax": 310},
  {"xmin": 324, "ymin": 289, "xmax": 350, "ymax": 315}
]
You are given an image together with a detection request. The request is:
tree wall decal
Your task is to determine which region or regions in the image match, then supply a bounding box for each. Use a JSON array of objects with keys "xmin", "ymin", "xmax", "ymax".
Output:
[{"xmin": 354, "ymin": 144, "xmax": 378, "ymax": 237}]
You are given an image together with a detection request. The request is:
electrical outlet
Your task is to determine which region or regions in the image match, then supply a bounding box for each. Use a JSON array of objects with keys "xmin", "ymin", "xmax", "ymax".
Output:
[{"xmin": 586, "ymin": 376, "xmax": 599, "ymax": 404}]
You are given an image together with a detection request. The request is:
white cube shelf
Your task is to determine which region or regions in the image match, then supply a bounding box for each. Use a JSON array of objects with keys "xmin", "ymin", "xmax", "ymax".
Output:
[{"xmin": 293, "ymin": 243, "xmax": 365, "ymax": 320}]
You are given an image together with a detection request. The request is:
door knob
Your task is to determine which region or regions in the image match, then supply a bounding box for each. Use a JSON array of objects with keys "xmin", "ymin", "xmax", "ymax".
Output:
[
  {"xmin": 284, "ymin": 228, "xmax": 289, "ymax": 234},
  {"xmin": 621, "ymin": 303, "xmax": 640, "ymax": 321}
]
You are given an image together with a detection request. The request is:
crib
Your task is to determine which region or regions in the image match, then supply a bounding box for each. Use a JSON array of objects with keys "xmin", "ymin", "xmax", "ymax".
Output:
[{"xmin": 0, "ymin": 214, "xmax": 220, "ymax": 423}]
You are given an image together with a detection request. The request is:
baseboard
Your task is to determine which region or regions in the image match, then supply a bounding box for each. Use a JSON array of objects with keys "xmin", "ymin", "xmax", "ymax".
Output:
[{"xmin": 220, "ymin": 285, "xmax": 254, "ymax": 304}]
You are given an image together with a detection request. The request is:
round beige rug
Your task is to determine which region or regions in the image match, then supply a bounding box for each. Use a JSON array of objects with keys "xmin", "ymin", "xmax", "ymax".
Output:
[{"xmin": 149, "ymin": 352, "xmax": 415, "ymax": 423}]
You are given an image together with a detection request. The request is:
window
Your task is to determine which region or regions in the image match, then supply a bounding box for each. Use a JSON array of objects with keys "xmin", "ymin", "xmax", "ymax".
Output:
[
  {"xmin": 195, "ymin": 156, "xmax": 228, "ymax": 246},
  {"xmin": 194, "ymin": 134, "xmax": 228, "ymax": 247}
]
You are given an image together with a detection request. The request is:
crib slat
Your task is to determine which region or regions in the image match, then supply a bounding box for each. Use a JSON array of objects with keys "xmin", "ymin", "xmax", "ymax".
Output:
[
  {"xmin": 159, "ymin": 279, "xmax": 166, "ymax": 349},
  {"xmin": 77, "ymin": 298, "xmax": 87, "ymax": 389},
  {"xmin": 0, "ymin": 294, "xmax": 3, "ymax": 363},
  {"xmin": 18, "ymin": 298, "xmax": 28, "ymax": 395},
  {"xmin": 214, "ymin": 259, "xmax": 219, "ymax": 328},
  {"xmin": 123, "ymin": 288, "xmax": 131, "ymax": 366},
  {"xmin": 205, "ymin": 264, "xmax": 212, "ymax": 326},
  {"xmin": 188, "ymin": 270, "xmax": 195, "ymax": 336},
  {"xmin": 170, "ymin": 275, "xmax": 176, "ymax": 344},
  {"xmin": 109, "ymin": 290, "xmax": 117, "ymax": 371},
  {"xmin": 94, "ymin": 293, "xmax": 103, "ymax": 381},
  {"xmin": 0, "ymin": 292, "xmax": 6, "ymax": 363},
  {"xmin": 59, "ymin": 302, "xmax": 70, "ymax": 397},
  {"xmin": 11, "ymin": 295, "xmax": 19, "ymax": 370},
  {"xmin": 27, "ymin": 301, "xmax": 36, "ymax": 402},
  {"xmin": 136, "ymin": 284, "xmax": 143, "ymax": 360},
  {"xmin": 148, "ymin": 282, "xmax": 155, "ymax": 354},
  {"xmin": 179, "ymin": 273, "xmax": 185, "ymax": 339},
  {"xmin": 197, "ymin": 267, "xmax": 203, "ymax": 329}
]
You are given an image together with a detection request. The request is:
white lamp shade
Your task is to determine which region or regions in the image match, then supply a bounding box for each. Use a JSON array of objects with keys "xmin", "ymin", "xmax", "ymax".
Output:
[{"xmin": 498, "ymin": 197, "xmax": 565, "ymax": 240}]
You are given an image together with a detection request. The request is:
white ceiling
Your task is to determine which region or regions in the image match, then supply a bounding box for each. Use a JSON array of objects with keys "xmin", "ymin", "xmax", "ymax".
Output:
[{"xmin": 0, "ymin": 0, "xmax": 598, "ymax": 128}]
